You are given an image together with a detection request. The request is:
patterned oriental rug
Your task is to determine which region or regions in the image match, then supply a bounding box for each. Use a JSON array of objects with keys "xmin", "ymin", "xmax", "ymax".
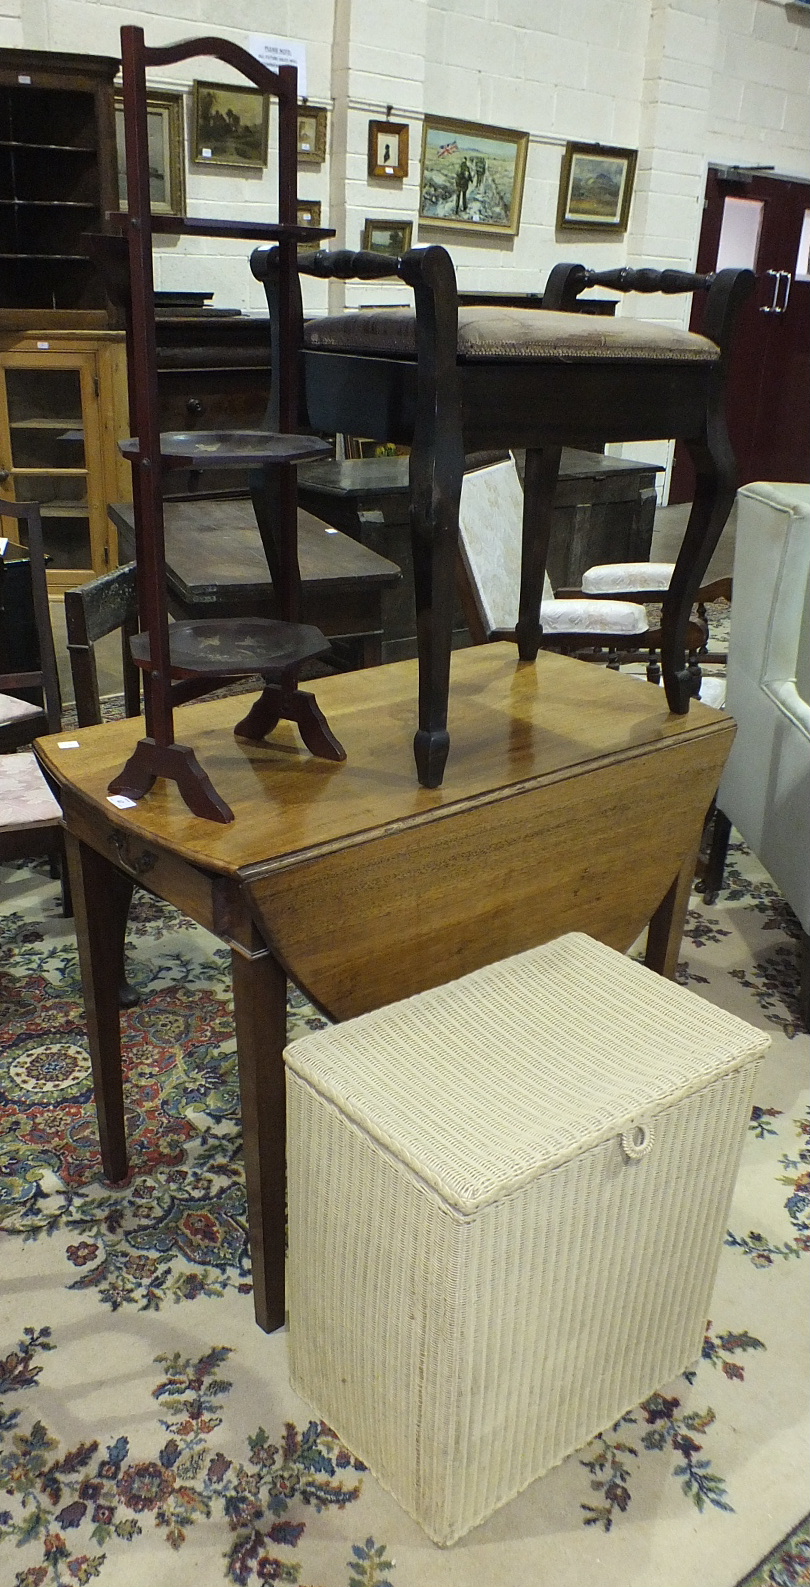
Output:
[{"xmin": 1, "ymin": 842, "xmax": 808, "ymax": 1587}]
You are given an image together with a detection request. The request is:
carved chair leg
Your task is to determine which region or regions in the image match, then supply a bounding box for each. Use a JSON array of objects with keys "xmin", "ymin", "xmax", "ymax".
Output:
[
  {"xmin": 516, "ymin": 444, "xmax": 562, "ymax": 662},
  {"xmin": 661, "ymin": 423, "xmax": 736, "ymax": 714}
]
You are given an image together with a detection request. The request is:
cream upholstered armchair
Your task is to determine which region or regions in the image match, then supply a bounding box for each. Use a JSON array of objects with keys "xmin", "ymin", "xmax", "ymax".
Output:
[
  {"xmin": 457, "ymin": 458, "xmax": 709, "ymax": 679},
  {"xmin": 458, "ymin": 458, "xmax": 650, "ymax": 653},
  {"xmin": 706, "ymin": 482, "xmax": 810, "ymax": 1024}
]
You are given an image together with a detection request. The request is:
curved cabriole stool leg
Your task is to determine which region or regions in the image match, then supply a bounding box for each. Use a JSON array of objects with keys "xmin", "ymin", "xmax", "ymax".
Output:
[
  {"xmin": 516, "ymin": 445, "xmax": 563, "ymax": 663},
  {"xmin": 402, "ymin": 244, "xmax": 464, "ymax": 790},
  {"xmin": 661, "ymin": 416, "xmax": 737, "ymax": 714},
  {"xmin": 411, "ymin": 517, "xmax": 455, "ymax": 788}
]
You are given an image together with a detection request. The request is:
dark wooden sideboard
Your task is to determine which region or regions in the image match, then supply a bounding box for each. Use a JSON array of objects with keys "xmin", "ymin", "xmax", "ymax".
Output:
[{"xmin": 155, "ymin": 311, "xmax": 271, "ymax": 497}]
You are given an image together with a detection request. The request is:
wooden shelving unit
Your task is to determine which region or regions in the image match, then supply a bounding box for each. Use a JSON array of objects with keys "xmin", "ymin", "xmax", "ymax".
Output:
[
  {"xmin": 0, "ymin": 329, "xmax": 130, "ymax": 590},
  {"xmin": 0, "ymin": 51, "xmax": 125, "ymax": 586},
  {"xmin": 0, "ymin": 48, "xmax": 118, "ymax": 313}
]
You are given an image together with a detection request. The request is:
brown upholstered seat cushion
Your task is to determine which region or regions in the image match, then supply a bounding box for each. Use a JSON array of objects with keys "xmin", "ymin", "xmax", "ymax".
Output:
[{"xmin": 303, "ymin": 304, "xmax": 719, "ymax": 363}]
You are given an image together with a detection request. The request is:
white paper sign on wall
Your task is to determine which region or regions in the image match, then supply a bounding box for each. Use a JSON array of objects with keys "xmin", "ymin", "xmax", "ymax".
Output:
[{"xmin": 248, "ymin": 35, "xmax": 308, "ymax": 98}]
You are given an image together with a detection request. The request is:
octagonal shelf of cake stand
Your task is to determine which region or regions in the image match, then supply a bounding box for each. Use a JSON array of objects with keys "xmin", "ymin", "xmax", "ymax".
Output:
[
  {"xmin": 129, "ymin": 618, "xmax": 331, "ymax": 680},
  {"xmin": 120, "ymin": 429, "xmax": 334, "ymax": 683},
  {"xmin": 118, "ymin": 431, "xmax": 332, "ymax": 470}
]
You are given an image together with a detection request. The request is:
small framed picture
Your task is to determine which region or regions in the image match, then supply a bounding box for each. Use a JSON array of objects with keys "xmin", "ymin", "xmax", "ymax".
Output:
[
  {"xmin": 368, "ymin": 120, "xmax": 409, "ymax": 180},
  {"xmin": 556, "ymin": 142, "xmax": 638, "ymax": 233},
  {"xmin": 419, "ymin": 116, "xmax": 528, "ymax": 236},
  {"xmin": 297, "ymin": 200, "xmax": 322, "ymax": 248},
  {"xmin": 192, "ymin": 80, "xmax": 269, "ymax": 168},
  {"xmin": 297, "ymin": 106, "xmax": 327, "ymax": 165},
  {"xmin": 115, "ymin": 91, "xmax": 186, "ymax": 216},
  {"xmin": 362, "ymin": 218, "xmax": 413, "ymax": 257}
]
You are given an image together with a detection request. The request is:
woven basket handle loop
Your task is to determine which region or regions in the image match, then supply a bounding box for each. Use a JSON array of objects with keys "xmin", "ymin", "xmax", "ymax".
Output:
[{"xmin": 621, "ymin": 1120, "xmax": 655, "ymax": 1161}]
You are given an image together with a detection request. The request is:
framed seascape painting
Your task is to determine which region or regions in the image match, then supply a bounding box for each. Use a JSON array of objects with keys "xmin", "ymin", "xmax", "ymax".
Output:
[
  {"xmin": 419, "ymin": 116, "xmax": 528, "ymax": 236},
  {"xmin": 367, "ymin": 120, "xmax": 409, "ymax": 180},
  {"xmin": 115, "ymin": 91, "xmax": 186, "ymax": 216},
  {"xmin": 362, "ymin": 218, "xmax": 413, "ymax": 256},
  {"xmin": 192, "ymin": 80, "xmax": 269, "ymax": 168},
  {"xmin": 297, "ymin": 106, "xmax": 327, "ymax": 165},
  {"xmin": 556, "ymin": 142, "xmax": 637, "ymax": 233}
]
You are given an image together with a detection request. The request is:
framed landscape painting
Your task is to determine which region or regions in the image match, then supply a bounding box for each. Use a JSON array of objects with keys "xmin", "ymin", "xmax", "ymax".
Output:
[
  {"xmin": 192, "ymin": 80, "xmax": 269, "ymax": 168},
  {"xmin": 362, "ymin": 218, "xmax": 413, "ymax": 256},
  {"xmin": 115, "ymin": 91, "xmax": 186, "ymax": 216},
  {"xmin": 556, "ymin": 142, "xmax": 637, "ymax": 232},
  {"xmin": 419, "ymin": 116, "xmax": 528, "ymax": 236}
]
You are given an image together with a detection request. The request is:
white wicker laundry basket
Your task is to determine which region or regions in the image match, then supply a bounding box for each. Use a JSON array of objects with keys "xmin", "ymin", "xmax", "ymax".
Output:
[{"xmin": 284, "ymin": 932, "xmax": 769, "ymax": 1546}]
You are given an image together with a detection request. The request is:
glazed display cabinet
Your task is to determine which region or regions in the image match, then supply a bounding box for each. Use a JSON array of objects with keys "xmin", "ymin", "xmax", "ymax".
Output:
[{"xmin": 0, "ymin": 330, "xmax": 130, "ymax": 589}]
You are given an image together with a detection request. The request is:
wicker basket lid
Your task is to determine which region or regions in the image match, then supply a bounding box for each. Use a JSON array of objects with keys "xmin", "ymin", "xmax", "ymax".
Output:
[{"xmin": 284, "ymin": 933, "xmax": 770, "ymax": 1213}]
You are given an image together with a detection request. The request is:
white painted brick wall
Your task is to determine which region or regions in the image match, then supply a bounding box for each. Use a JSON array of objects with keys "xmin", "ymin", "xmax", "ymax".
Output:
[{"xmin": 4, "ymin": 0, "xmax": 807, "ymax": 320}]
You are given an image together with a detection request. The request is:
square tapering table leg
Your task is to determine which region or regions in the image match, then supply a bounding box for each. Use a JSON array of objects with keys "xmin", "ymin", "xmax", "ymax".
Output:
[
  {"xmin": 232, "ymin": 945, "xmax": 289, "ymax": 1333},
  {"xmin": 65, "ymin": 832, "xmax": 133, "ymax": 1185}
]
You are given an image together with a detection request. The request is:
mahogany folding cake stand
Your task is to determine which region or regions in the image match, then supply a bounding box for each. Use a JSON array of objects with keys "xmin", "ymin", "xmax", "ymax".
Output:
[{"xmin": 109, "ymin": 27, "xmax": 338, "ymax": 823}]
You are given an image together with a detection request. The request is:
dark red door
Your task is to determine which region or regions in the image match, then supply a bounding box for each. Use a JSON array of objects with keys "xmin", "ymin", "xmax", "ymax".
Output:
[{"xmin": 670, "ymin": 167, "xmax": 810, "ymax": 500}]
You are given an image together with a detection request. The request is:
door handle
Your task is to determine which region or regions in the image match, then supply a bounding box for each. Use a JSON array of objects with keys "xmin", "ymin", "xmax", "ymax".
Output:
[
  {"xmin": 778, "ymin": 270, "xmax": 792, "ymax": 313},
  {"xmin": 760, "ymin": 269, "xmax": 781, "ymax": 313}
]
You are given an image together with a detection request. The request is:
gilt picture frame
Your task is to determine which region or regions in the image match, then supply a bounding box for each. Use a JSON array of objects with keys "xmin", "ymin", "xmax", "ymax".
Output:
[
  {"xmin": 115, "ymin": 90, "xmax": 186, "ymax": 216},
  {"xmin": 297, "ymin": 106, "xmax": 327, "ymax": 165},
  {"xmin": 419, "ymin": 115, "xmax": 528, "ymax": 236},
  {"xmin": 297, "ymin": 200, "xmax": 322, "ymax": 248},
  {"xmin": 362, "ymin": 218, "xmax": 413, "ymax": 256},
  {"xmin": 191, "ymin": 80, "xmax": 269, "ymax": 169},
  {"xmin": 368, "ymin": 120, "xmax": 409, "ymax": 180},
  {"xmin": 556, "ymin": 141, "xmax": 637, "ymax": 233}
]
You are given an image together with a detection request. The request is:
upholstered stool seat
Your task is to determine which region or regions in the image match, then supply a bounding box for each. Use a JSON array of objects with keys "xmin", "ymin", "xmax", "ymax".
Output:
[
  {"xmin": 285, "ymin": 931, "xmax": 769, "ymax": 1546},
  {"xmin": 254, "ymin": 246, "xmax": 753, "ymax": 786},
  {"xmin": 304, "ymin": 304, "xmax": 720, "ymax": 364}
]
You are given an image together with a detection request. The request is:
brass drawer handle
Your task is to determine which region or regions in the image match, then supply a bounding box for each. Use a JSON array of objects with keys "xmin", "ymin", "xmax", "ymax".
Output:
[{"xmin": 108, "ymin": 831, "xmax": 158, "ymax": 877}]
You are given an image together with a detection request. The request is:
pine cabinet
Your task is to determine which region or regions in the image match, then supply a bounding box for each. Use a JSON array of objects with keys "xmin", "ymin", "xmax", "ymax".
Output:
[{"xmin": 0, "ymin": 330, "xmax": 130, "ymax": 589}]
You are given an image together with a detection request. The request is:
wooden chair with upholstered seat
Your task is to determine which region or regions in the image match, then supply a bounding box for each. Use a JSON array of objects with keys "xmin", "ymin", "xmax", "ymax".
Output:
[
  {"xmin": 0, "ymin": 501, "xmax": 67, "ymax": 908},
  {"xmin": 251, "ymin": 245, "xmax": 754, "ymax": 788},
  {"xmin": 456, "ymin": 458, "xmax": 710, "ymax": 686}
]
